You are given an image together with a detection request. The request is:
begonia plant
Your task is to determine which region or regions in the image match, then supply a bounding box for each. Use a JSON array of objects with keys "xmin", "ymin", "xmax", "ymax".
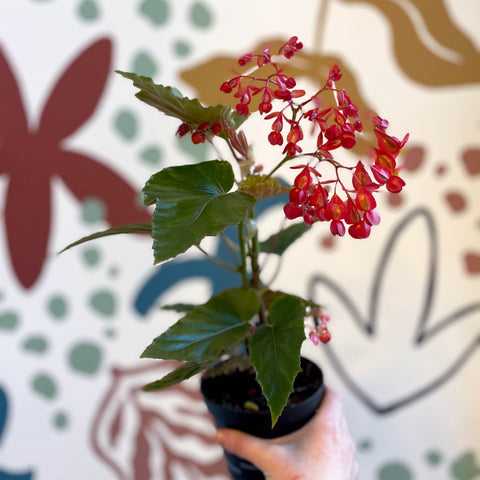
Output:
[{"xmin": 64, "ymin": 36, "xmax": 408, "ymax": 426}]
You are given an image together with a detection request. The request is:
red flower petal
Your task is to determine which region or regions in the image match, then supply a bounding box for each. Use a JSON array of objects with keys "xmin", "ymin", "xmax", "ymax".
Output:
[
  {"xmin": 38, "ymin": 38, "xmax": 112, "ymax": 141},
  {"xmin": 5, "ymin": 173, "xmax": 51, "ymax": 288},
  {"xmin": 0, "ymin": 46, "xmax": 28, "ymax": 139},
  {"xmin": 56, "ymin": 150, "xmax": 150, "ymax": 226}
]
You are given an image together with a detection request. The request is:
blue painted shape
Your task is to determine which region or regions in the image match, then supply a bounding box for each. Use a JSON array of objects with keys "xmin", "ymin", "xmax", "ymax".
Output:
[
  {"xmin": 134, "ymin": 193, "xmax": 288, "ymax": 315},
  {"xmin": 0, "ymin": 387, "xmax": 6, "ymax": 441},
  {"xmin": 0, "ymin": 386, "xmax": 34, "ymax": 480},
  {"xmin": 0, "ymin": 472, "xmax": 33, "ymax": 480}
]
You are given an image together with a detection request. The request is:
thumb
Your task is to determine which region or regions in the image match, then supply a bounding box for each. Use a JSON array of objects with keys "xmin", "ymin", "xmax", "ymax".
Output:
[{"xmin": 216, "ymin": 428, "xmax": 273, "ymax": 471}]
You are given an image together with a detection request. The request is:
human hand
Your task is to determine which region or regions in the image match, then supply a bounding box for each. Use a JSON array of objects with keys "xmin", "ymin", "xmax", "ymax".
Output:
[{"xmin": 216, "ymin": 388, "xmax": 358, "ymax": 480}]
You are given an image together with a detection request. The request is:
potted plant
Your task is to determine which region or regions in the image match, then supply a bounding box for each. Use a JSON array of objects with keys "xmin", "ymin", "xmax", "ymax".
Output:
[{"xmin": 63, "ymin": 36, "xmax": 408, "ymax": 479}]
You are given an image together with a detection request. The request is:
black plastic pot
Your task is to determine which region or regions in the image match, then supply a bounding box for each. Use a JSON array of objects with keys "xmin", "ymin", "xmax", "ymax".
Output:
[{"xmin": 201, "ymin": 357, "xmax": 324, "ymax": 480}]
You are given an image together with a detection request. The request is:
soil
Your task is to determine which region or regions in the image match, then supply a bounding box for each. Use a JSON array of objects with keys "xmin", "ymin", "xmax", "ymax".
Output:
[{"xmin": 201, "ymin": 358, "xmax": 323, "ymax": 413}]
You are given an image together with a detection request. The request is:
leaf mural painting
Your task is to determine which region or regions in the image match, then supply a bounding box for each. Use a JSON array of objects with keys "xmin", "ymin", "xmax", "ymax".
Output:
[
  {"xmin": 91, "ymin": 363, "xmax": 229, "ymax": 480},
  {"xmin": 339, "ymin": 0, "xmax": 480, "ymax": 86},
  {"xmin": 0, "ymin": 38, "xmax": 150, "ymax": 289}
]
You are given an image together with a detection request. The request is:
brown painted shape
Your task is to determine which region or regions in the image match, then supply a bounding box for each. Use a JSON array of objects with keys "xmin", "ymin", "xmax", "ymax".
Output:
[{"xmin": 340, "ymin": 0, "xmax": 480, "ymax": 86}]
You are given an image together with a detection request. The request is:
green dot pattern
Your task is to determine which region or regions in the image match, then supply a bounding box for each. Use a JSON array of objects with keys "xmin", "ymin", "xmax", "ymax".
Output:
[
  {"xmin": 133, "ymin": 51, "xmax": 157, "ymax": 77},
  {"xmin": 82, "ymin": 197, "xmax": 106, "ymax": 223},
  {"xmin": 190, "ymin": 2, "xmax": 213, "ymax": 28},
  {"xmin": 139, "ymin": 0, "xmax": 169, "ymax": 26},
  {"xmin": 358, "ymin": 438, "xmax": 373, "ymax": 452},
  {"xmin": 425, "ymin": 450, "xmax": 442, "ymax": 466},
  {"xmin": 68, "ymin": 342, "xmax": 102, "ymax": 375},
  {"xmin": 174, "ymin": 40, "xmax": 191, "ymax": 57},
  {"xmin": 23, "ymin": 335, "xmax": 49, "ymax": 354},
  {"xmin": 451, "ymin": 452, "xmax": 480, "ymax": 480},
  {"xmin": 0, "ymin": 311, "xmax": 19, "ymax": 331},
  {"xmin": 378, "ymin": 463, "xmax": 413, "ymax": 480},
  {"xmin": 82, "ymin": 247, "xmax": 101, "ymax": 267},
  {"xmin": 89, "ymin": 289, "xmax": 116, "ymax": 317},
  {"xmin": 114, "ymin": 110, "xmax": 138, "ymax": 140},
  {"xmin": 140, "ymin": 145, "xmax": 163, "ymax": 165},
  {"xmin": 47, "ymin": 295, "xmax": 68, "ymax": 320},
  {"xmin": 32, "ymin": 373, "xmax": 57, "ymax": 400},
  {"xmin": 53, "ymin": 410, "xmax": 69, "ymax": 430},
  {"xmin": 78, "ymin": 0, "xmax": 99, "ymax": 20}
]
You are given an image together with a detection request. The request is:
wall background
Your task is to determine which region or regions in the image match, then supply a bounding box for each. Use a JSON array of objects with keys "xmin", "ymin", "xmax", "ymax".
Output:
[{"xmin": 1, "ymin": 1, "xmax": 479, "ymax": 479}]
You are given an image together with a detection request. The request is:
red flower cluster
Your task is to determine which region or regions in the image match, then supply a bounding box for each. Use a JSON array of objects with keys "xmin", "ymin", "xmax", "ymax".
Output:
[
  {"xmin": 220, "ymin": 36, "xmax": 306, "ymax": 118},
  {"xmin": 176, "ymin": 121, "xmax": 222, "ymax": 144},
  {"xmin": 283, "ymin": 117, "xmax": 407, "ymax": 239},
  {"xmin": 219, "ymin": 37, "xmax": 408, "ymax": 239},
  {"xmin": 309, "ymin": 313, "xmax": 331, "ymax": 345}
]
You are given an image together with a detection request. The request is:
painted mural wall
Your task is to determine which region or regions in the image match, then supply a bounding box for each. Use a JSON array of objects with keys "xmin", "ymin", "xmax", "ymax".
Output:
[{"xmin": 1, "ymin": 1, "xmax": 479, "ymax": 479}]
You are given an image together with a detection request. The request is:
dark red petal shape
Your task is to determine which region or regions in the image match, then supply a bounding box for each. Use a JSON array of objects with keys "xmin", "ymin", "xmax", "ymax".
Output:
[
  {"xmin": 5, "ymin": 172, "xmax": 51, "ymax": 288},
  {"xmin": 0, "ymin": 46, "xmax": 28, "ymax": 139},
  {"xmin": 56, "ymin": 150, "xmax": 150, "ymax": 226},
  {"xmin": 38, "ymin": 38, "xmax": 112, "ymax": 141}
]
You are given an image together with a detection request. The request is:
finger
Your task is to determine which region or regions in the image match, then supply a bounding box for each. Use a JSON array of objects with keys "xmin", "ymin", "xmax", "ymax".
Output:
[{"xmin": 216, "ymin": 428, "xmax": 273, "ymax": 471}]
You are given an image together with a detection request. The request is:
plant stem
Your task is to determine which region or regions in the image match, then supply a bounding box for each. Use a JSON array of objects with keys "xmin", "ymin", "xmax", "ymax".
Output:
[
  {"xmin": 195, "ymin": 245, "xmax": 238, "ymax": 272},
  {"xmin": 238, "ymin": 222, "xmax": 249, "ymax": 288},
  {"xmin": 266, "ymin": 154, "xmax": 291, "ymax": 178}
]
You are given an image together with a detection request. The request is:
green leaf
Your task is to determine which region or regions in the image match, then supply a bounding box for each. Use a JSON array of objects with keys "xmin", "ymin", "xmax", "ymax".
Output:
[
  {"xmin": 58, "ymin": 223, "xmax": 151, "ymax": 254},
  {"xmin": 161, "ymin": 303, "xmax": 196, "ymax": 313},
  {"xmin": 249, "ymin": 294, "xmax": 307, "ymax": 426},
  {"xmin": 260, "ymin": 222, "xmax": 311, "ymax": 255},
  {"xmin": 143, "ymin": 358, "xmax": 218, "ymax": 391},
  {"xmin": 116, "ymin": 71, "xmax": 246, "ymax": 134},
  {"xmin": 141, "ymin": 287, "xmax": 259, "ymax": 362},
  {"xmin": 142, "ymin": 160, "xmax": 255, "ymax": 263}
]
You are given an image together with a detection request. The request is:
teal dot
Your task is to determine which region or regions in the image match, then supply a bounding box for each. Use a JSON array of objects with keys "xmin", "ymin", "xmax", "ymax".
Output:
[
  {"xmin": 139, "ymin": 0, "xmax": 169, "ymax": 26},
  {"xmin": 0, "ymin": 311, "xmax": 19, "ymax": 331},
  {"xmin": 174, "ymin": 40, "xmax": 191, "ymax": 57},
  {"xmin": 358, "ymin": 438, "xmax": 373, "ymax": 452},
  {"xmin": 108, "ymin": 266, "xmax": 120, "ymax": 278},
  {"xmin": 189, "ymin": 2, "xmax": 213, "ymax": 28},
  {"xmin": 82, "ymin": 247, "xmax": 101, "ymax": 266},
  {"xmin": 82, "ymin": 197, "xmax": 106, "ymax": 223},
  {"xmin": 78, "ymin": 0, "xmax": 99, "ymax": 20},
  {"xmin": 378, "ymin": 463, "xmax": 413, "ymax": 480},
  {"xmin": 23, "ymin": 335, "xmax": 49, "ymax": 354},
  {"xmin": 425, "ymin": 450, "xmax": 442, "ymax": 466},
  {"xmin": 132, "ymin": 51, "xmax": 157, "ymax": 77},
  {"xmin": 89, "ymin": 289, "xmax": 116, "ymax": 317},
  {"xmin": 32, "ymin": 373, "xmax": 57, "ymax": 400},
  {"xmin": 47, "ymin": 295, "xmax": 68, "ymax": 320},
  {"xmin": 140, "ymin": 145, "xmax": 163, "ymax": 165},
  {"xmin": 68, "ymin": 342, "xmax": 102, "ymax": 375},
  {"xmin": 104, "ymin": 327, "xmax": 117, "ymax": 339},
  {"xmin": 451, "ymin": 452, "xmax": 480, "ymax": 480},
  {"xmin": 52, "ymin": 410, "xmax": 69, "ymax": 430},
  {"xmin": 114, "ymin": 110, "xmax": 138, "ymax": 140}
]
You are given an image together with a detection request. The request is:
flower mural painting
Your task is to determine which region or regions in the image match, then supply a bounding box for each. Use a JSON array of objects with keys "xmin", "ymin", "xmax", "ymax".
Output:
[
  {"xmin": 309, "ymin": 208, "xmax": 480, "ymax": 414},
  {"xmin": 0, "ymin": 38, "xmax": 150, "ymax": 289},
  {"xmin": 90, "ymin": 363, "xmax": 229, "ymax": 480}
]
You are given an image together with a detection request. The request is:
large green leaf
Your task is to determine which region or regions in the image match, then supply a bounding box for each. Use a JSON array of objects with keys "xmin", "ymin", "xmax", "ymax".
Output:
[
  {"xmin": 249, "ymin": 294, "xmax": 307, "ymax": 426},
  {"xmin": 143, "ymin": 358, "xmax": 219, "ymax": 391},
  {"xmin": 260, "ymin": 222, "xmax": 311, "ymax": 255},
  {"xmin": 116, "ymin": 71, "xmax": 246, "ymax": 134},
  {"xmin": 141, "ymin": 287, "xmax": 259, "ymax": 362},
  {"xmin": 142, "ymin": 160, "xmax": 255, "ymax": 263},
  {"xmin": 59, "ymin": 223, "xmax": 151, "ymax": 254}
]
